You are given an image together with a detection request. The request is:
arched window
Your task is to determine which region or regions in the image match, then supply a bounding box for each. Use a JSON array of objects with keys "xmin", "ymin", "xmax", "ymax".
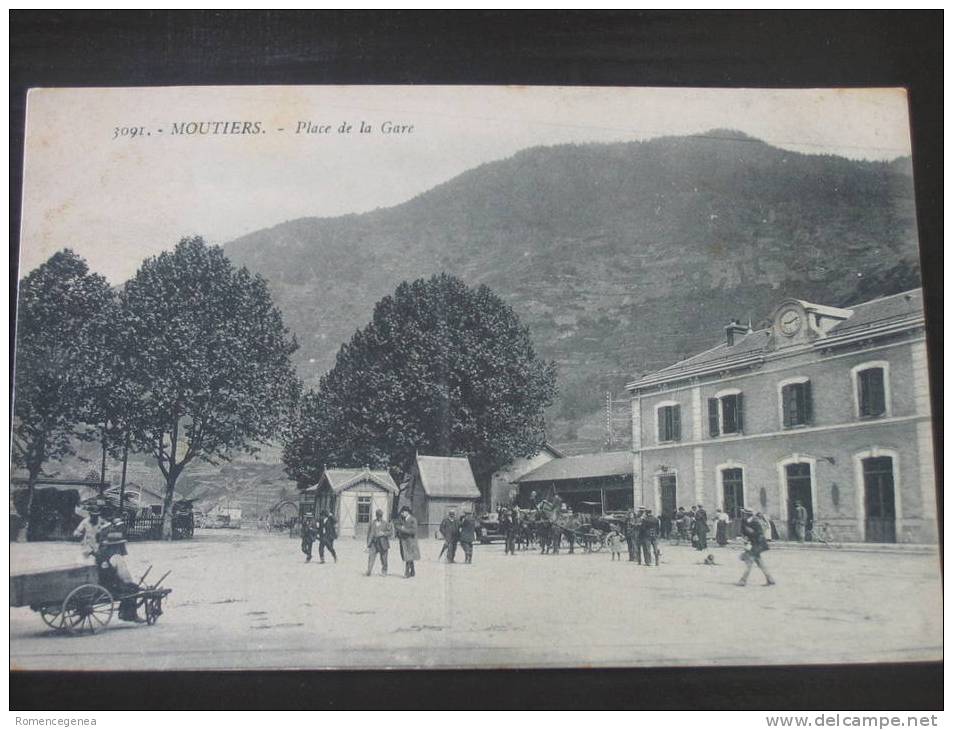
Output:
[
  {"xmin": 708, "ymin": 388, "xmax": 744, "ymax": 437},
  {"xmin": 715, "ymin": 461, "xmax": 746, "ymax": 518},
  {"xmin": 850, "ymin": 361, "xmax": 891, "ymax": 419},
  {"xmin": 777, "ymin": 376, "xmax": 813, "ymax": 428},
  {"xmin": 654, "ymin": 400, "xmax": 682, "ymax": 443}
]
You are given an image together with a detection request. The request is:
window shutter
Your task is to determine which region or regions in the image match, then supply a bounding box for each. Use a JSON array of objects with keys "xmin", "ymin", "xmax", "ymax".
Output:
[
  {"xmin": 736, "ymin": 393, "xmax": 744, "ymax": 432},
  {"xmin": 657, "ymin": 409, "xmax": 665, "ymax": 442},
  {"xmin": 708, "ymin": 398, "xmax": 720, "ymax": 437},
  {"xmin": 782, "ymin": 385, "xmax": 793, "ymax": 427},
  {"xmin": 858, "ymin": 371, "xmax": 870, "ymax": 416},
  {"xmin": 672, "ymin": 406, "xmax": 681, "ymax": 441},
  {"xmin": 803, "ymin": 380, "xmax": 813, "ymax": 424},
  {"xmin": 870, "ymin": 369, "xmax": 886, "ymax": 415}
]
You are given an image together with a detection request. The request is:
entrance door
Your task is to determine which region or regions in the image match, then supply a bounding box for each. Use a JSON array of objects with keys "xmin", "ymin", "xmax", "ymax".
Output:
[
  {"xmin": 863, "ymin": 457, "xmax": 896, "ymax": 543},
  {"xmin": 659, "ymin": 474, "xmax": 677, "ymax": 520},
  {"xmin": 354, "ymin": 495, "xmax": 372, "ymax": 540},
  {"xmin": 721, "ymin": 468, "xmax": 744, "ymax": 519},
  {"xmin": 785, "ymin": 463, "xmax": 814, "ymax": 540}
]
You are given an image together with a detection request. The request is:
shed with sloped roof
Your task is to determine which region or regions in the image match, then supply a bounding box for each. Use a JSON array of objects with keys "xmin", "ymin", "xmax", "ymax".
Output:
[{"xmin": 403, "ymin": 454, "xmax": 482, "ymax": 537}]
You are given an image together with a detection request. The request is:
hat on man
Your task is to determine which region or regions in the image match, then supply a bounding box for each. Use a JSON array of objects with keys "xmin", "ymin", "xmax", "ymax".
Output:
[{"xmin": 399, "ymin": 505, "xmax": 411, "ymax": 514}]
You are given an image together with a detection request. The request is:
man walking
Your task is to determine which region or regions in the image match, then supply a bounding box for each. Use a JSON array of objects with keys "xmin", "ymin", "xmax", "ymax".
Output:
[
  {"xmin": 300, "ymin": 514, "xmax": 317, "ymax": 562},
  {"xmin": 317, "ymin": 509, "xmax": 338, "ymax": 563},
  {"xmin": 439, "ymin": 509, "xmax": 459, "ymax": 563},
  {"xmin": 365, "ymin": 509, "xmax": 392, "ymax": 577},
  {"xmin": 737, "ymin": 508, "xmax": 776, "ymax": 587},
  {"xmin": 458, "ymin": 510, "xmax": 477, "ymax": 564}
]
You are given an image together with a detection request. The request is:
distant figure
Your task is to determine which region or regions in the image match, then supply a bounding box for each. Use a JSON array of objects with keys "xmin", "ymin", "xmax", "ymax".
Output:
[
  {"xmin": 737, "ymin": 508, "xmax": 776, "ymax": 587},
  {"xmin": 607, "ymin": 528, "xmax": 625, "ymax": 561},
  {"xmin": 693, "ymin": 505, "xmax": 709, "ymax": 550},
  {"xmin": 794, "ymin": 500, "xmax": 808, "ymax": 542},
  {"xmin": 365, "ymin": 509, "xmax": 392, "ymax": 577},
  {"xmin": 458, "ymin": 511, "xmax": 477, "ymax": 564},
  {"xmin": 624, "ymin": 509, "xmax": 639, "ymax": 562},
  {"xmin": 317, "ymin": 509, "xmax": 338, "ymax": 563},
  {"xmin": 395, "ymin": 506, "xmax": 420, "ymax": 578},
  {"xmin": 638, "ymin": 508, "xmax": 661, "ymax": 566},
  {"xmin": 702, "ymin": 553, "xmax": 717, "ymax": 566},
  {"xmin": 74, "ymin": 503, "xmax": 105, "ymax": 560},
  {"xmin": 300, "ymin": 514, "xmax": 317, "ymax": 562},
  {"xmin": 502, "ymin": 507, "xmax": 517, "ymax": 556},
  {"xmin": 715, "ymin": 509, "xmax": 729, "ymax": 547},
  {"xmin": 678, "ymin": 507, "xmax": 692, "ymax": 543},
  {"xmin": 439, "ymin": 509, "xmax": 459, "ymax": 563}
]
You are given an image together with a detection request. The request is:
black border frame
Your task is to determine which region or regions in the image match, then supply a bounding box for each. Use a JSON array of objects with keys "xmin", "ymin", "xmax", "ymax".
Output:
[{"xmin": 9, "ymin": 10, "xmax": 942, "ymax": 711}]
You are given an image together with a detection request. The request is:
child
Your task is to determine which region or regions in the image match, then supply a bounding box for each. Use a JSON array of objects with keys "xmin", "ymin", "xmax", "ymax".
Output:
[{"xmin": 607, "ymin": 528, "xmax": 624, "ymax": 560}]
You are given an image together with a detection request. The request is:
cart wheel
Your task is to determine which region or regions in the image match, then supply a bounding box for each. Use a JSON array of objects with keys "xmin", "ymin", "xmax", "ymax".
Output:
[
  {"xmin": 39, "ymin": 604, "xmax": 64, "ymax": 631},
  {"xmin": 145, "ymin": 596, "xmax": 163, "ymax": 625},
  {"xmin": 61, "ymin": 584, "xmax": 114, "ymax": 634}
]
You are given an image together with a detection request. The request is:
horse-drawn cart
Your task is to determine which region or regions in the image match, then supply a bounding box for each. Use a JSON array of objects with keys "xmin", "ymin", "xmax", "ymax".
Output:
[{"xmin": 10, "ymin": 563, "xmax": 171, "ymax": 635}]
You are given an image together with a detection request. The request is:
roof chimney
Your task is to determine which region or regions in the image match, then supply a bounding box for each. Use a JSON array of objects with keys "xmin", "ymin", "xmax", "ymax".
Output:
[{"xmin": 725, "ymin": 319, "xmax": 747, "ymax": 346}]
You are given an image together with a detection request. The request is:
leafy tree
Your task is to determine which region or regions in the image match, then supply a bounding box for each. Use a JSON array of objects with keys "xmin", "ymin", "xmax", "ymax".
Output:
[
  {"xmin": 12, "ymin": 250, "xmax": 113, "ymax": 539},
  {"xmin": 121, "ymin": 237, "xmax": 301, "ymax": 538},
  {"xmin": 283, "ymin": 273, "xmax": 557, "ymax": 503}
]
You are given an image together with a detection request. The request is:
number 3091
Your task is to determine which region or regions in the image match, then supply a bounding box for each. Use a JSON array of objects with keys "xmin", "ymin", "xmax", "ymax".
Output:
[{"xmin": 113, "ymin": 126, "xmax": 146, "ymax": 139}]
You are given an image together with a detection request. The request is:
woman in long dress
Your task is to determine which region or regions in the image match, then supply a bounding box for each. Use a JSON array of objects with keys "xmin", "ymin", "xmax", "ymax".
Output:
[{"xmin": 715, "ymin": 509, "xmax": 729, "ymax": 546}]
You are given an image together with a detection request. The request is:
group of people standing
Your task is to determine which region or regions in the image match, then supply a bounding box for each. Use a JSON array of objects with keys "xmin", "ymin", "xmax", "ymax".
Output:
[
  {"xmin": 608, "ymin": 506, "xmax": 661, "ymax": 565},
  {"xmin": 437, "ymin": 509, "xmax": 478, "ymax": 564},
  {"xmin": 299, "ymin": 509, "xmax": 338, "ymax": 564},
  {"xmin": 364, "ymin": 505, "xmax": 421, "ymax": 578}
]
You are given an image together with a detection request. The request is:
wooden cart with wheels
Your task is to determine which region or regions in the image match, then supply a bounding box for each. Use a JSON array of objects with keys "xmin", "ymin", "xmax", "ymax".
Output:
[{"xmin": 11, "ymin": 563, "xmax": 171, "ymax": 635}]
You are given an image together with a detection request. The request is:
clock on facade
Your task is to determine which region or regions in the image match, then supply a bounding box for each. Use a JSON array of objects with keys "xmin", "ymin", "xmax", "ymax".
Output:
[{"xmin": 779, "ymin": 309, "xmax": 802, "ymax": 336}]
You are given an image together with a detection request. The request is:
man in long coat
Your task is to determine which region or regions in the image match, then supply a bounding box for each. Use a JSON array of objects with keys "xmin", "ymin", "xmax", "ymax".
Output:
[
  {"xmin": 395, "ymin": 506, "xmax": 421, "ymax": 578},
  {"xmin": 365, "ymin": 509, "xmax": 392, "ymax": 577},
  {"xmin": 638, "ymin": 508, "xmax": 661, "ymax": 566},
  {"xmin": 693, "ymin": 505, "xmax": 709, "ymax": 550}
]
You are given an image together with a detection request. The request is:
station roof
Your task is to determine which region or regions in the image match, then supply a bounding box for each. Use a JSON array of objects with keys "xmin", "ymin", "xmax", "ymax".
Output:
[{"xmin": 516, "ymin": 451, "xmax": 632, "ymax": 484}]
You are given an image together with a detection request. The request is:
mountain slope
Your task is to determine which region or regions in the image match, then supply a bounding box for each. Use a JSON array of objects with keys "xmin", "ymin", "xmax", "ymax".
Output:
[{"xmin": 226, "ymin": 132, "xmax": 920, "ymax": 452}]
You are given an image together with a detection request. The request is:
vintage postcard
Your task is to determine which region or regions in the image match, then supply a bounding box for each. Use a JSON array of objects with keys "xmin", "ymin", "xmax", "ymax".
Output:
[{"xmin": 10, "ymin": 86, "xmax": 941, "ymax": 671}]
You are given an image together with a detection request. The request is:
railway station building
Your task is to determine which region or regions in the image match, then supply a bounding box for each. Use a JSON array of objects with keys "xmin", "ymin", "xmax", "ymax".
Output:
[{"xmin": 626, "ymin": 289, "xmax": 937, "ymax": 544}]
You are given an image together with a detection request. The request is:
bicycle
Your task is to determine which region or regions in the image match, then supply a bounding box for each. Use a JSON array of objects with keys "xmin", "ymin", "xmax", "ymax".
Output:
[{"xmin": 809, "ymin": 522, "xmax": 840, "ymax": 548}]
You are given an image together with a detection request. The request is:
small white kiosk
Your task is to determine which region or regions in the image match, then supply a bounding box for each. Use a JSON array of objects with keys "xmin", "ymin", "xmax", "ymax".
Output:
[{"xmin": 304, "ymin": 467, "xmax": 399, "ymax": 539}]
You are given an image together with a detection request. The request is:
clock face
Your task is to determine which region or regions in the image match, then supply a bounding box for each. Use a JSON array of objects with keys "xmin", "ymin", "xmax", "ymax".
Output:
[{"xmin": 779, "ymin": 309, "xmax": 802, "ymax": 336}]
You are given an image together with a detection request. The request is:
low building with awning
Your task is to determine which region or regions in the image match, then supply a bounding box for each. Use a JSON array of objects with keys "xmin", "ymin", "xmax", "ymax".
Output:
[{"xmin": 515, "ymin": 450, "xmax": 634, "ymax": 513}]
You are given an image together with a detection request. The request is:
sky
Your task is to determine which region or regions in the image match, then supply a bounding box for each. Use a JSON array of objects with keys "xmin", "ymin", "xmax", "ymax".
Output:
[{"xmin": 18, "ymin": 86, "xmax": 914, "ymax": 283}]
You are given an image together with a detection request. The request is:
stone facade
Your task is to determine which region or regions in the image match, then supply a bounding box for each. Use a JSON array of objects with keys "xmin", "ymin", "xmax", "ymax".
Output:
[{"xmin": 627, "ymin": 290, "xmax": 937, "ymax": 543}]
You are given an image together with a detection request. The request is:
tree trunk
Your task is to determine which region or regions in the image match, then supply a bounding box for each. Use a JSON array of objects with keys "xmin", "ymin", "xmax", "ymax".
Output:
[
  {"xmin": 99, "ymin": 426, "xmax": 108, "ymax": 495},
  {"xmin": 20, "ymin": 470, "xmax": 40, "ymax": 543},
  {"xmin": 119, "ymin": 432, "xmax": 130, "ymax": 509},
  {"xmin": 160, "ymin": 471, "xmax": 179, "ymax": 540}
]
